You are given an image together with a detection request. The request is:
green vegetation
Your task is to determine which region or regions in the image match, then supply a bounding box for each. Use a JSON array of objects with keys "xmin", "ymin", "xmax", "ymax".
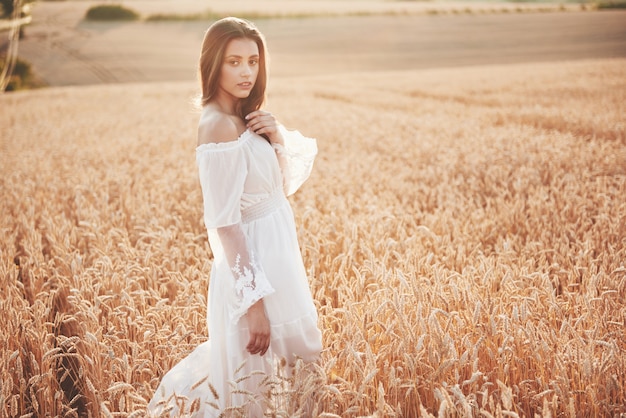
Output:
[
  {"xmin": 100, "ymin": 3, "xmax": 584, "ymax": 23},
  {"xmin": 145, "ymin": 10, "xmax": 324, "ymax": 22},
  {"xmin": 1, "ymin": 0, "xmax": 35, "ymax": 18},
  {"xmin": 84, "ymin": 4, "xmax": 140, "ymax": 21},
  {"xmin": 0, "ymin": 0, "xmax": 14, "ymax": 17},
  {"xmin": 145, "ymin": 10, "xmax": 222, "ymax": 22},
  {"xmin": 0, "ymin": 56, "xmax": 41, "ymax": 91},
  {"xmin": 594, "ymin": 0, "xmax": 626, "ymax": 8}
]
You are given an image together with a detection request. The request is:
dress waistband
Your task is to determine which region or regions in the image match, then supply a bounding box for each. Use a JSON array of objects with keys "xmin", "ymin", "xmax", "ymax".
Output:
[{"xmin": 241, "ymin": 189, "xmax": 287, "ymax": 224}]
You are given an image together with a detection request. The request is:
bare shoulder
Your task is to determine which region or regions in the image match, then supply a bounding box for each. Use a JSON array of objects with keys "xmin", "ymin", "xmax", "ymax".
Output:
[{"xmin": 197, "ymin": 107, "xmax": 244, "ymax": 146}]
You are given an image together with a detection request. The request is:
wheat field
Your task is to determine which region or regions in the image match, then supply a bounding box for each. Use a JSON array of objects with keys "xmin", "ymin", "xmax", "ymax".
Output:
[{"xmin": 1, "ymin": 58, "xmax": 625, "ymax": 417}]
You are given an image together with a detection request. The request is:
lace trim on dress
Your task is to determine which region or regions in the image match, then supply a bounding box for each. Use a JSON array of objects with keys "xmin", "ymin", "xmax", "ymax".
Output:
[
  {"xmin": 271, "ymin": 142, "xmax": 315, "ymax": 168},
  {"xmin": 230, "ymin": 253, "xmax": 275, "ymax": 323},
  {"xmin": 273, "ymin": 143, "xmax": 314, "ymax": 187},
  {"xmin": 272, "ymin": 126, "xmax": 317, "ymax": 196}
]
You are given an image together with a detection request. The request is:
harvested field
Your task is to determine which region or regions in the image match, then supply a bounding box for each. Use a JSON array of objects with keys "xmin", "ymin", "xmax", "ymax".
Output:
[
  {"xmin": 15, "ymin": 3, "xmax": 626, "ymax": 86},
  {"xmin": 1, "ymin": 58, "xmax": 625, "ymax": 416}
]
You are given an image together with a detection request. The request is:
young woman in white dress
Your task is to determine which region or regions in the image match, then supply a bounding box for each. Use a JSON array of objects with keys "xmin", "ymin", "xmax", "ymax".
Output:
[{"xmin": 148, "ymin": 17, "xmax": 323, "ymax": 417}]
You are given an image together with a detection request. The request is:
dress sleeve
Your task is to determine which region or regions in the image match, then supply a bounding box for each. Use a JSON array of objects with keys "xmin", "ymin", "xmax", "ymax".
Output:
[
  {"xmin": 197, "ymin": 144, "xmax": 275, "ymax": 323},
  {"xmin": 272, "ymin": 125, "xmax": 318, "ymax": 196}
]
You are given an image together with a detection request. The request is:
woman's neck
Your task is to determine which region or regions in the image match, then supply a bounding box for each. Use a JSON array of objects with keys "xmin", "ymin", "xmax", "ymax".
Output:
[{"xmin": 212, "ymin": 92, "xmax": 239, "ymax": 117}]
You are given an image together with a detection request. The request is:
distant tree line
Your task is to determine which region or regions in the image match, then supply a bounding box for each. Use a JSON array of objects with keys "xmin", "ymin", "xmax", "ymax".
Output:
[
  {"xmin": 1, "ymin": 0, "xmax": 15, "ymax": 17},
  {"xmin": 1, "ymin": 0, "xmax": 36, "ymax": 18}
]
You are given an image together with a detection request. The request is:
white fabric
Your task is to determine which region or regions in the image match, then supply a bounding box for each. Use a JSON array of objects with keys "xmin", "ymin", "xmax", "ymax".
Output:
[
  {"xmin": 273, "ymin": 125, "xmax": 318, "ymax": 197},
  {"xmin": 148, "ymin": 128, "xmax": 322, "ymax": 417}
]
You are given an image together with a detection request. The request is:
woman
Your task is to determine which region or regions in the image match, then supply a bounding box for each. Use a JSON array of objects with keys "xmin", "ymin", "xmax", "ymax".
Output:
[{"xmin": 148, "ymin": 17, "xmax": 323, "ymax": 417}]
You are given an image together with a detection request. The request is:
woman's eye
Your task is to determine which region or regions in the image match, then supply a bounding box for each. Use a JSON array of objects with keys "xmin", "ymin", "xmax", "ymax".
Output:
[
  {"xmin": 249, "ymin": 60, "xmax": 258, "ymax": 66},
  {"xmin": 229, "ymin": 60, "xmax": 239, "ymax": 66}
]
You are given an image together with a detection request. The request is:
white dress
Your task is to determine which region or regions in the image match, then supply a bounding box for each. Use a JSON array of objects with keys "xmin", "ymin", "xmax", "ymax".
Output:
[{"xmin": 148, "ymin": 126, "xmax": 323, "ymax": 417}]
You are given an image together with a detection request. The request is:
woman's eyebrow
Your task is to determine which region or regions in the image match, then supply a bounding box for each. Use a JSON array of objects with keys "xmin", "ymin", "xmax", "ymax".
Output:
[{"xmin": 225, "ymin": 54, "xmax": 260, "ymax": 59}]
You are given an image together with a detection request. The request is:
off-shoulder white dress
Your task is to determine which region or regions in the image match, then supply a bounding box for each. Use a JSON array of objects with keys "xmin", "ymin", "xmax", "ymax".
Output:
[{"xmin": 147, "ymin": 126, "xmax": 322, "ymax": 417}]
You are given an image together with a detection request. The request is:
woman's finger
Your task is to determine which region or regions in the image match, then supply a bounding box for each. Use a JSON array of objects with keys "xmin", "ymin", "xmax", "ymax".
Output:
[
  {"xmin": 246, "ymin": 112, "xmax": 277, "ymax": 128},
  {"xmin": 248, "ymin": 115, "xmax": 274, "ymax": 127},
  {"xmin": 245, "ymin": 110, "xmax": 272, "ymax": 121},
  {"xmin": 247, "ymin": 335, "xmax": 258, "ymax": 352},
  {"xmin": 248, "ymin": 334, "xmax": 266, "ymax": 354},
  {"xmin": 247, "ymin": 334, "xmax": 269, "ymax": 355}
]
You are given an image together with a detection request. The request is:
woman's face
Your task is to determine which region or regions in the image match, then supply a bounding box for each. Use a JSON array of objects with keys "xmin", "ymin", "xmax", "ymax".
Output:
[{"xmin": 217, "ymin": 38, "xmax": 260, "ymax": 102}]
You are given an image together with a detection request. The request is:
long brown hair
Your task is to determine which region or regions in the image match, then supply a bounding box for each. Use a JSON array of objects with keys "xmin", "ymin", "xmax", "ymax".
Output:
[{"xmin": 199, "ymin": 17, "xmax": 268, "ymax": 120}]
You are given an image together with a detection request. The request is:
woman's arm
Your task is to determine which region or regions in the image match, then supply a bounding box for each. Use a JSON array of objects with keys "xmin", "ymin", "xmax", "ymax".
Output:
[
  {"xmin": 197, "ymin": 114, "xmax": 274, "ymax": 355},
  {"xmin": 216, "ymin": 224, "xmax": 271, "ymax": 356}
]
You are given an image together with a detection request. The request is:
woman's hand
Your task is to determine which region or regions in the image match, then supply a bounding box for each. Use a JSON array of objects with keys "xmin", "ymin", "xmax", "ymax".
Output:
[
  {"xmin": 245, "ymin": 110, "xmax": 285, "ymax": 146},
  {"xmin": 246, "ymin": 299, "xmax": 270, "ymax": 356}
]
